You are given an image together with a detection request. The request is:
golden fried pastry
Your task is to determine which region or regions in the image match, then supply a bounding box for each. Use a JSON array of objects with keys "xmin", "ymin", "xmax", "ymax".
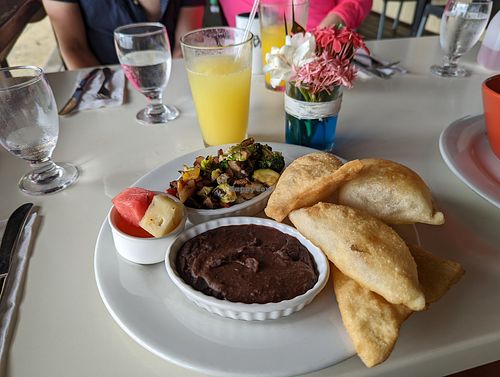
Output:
[
  {"xmin": 333, "ymin": 245, "xmax": 464, "ymax": 367},
  {"xmin": 289, "ymin": 203, "xmax": 425, "ymax": 311},
  {"xmin": 265, "ymin": 153, "xmax": 362, "ymax": 222},
  {"xmin": 332, "ymin": 265, "xmax": 411, "ymax": 368},
  {"xmin": 408, "ymin": 244, "xmax": 465, "ymax": 304},
  {"xmin": 337, "ymin": 159, "xmax": 444, "ymax": 225}
]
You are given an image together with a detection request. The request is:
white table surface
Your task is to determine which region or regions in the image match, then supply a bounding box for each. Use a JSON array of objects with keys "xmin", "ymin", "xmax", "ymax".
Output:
[{"xmin": 1, "ymin": 36, "xmax": 499, "ymax": 377}]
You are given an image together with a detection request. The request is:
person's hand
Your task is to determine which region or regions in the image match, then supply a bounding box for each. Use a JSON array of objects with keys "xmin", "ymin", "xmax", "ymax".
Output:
[{"xmin": 318, "ymin": 12, "xmax": 345, "ymax": 28}]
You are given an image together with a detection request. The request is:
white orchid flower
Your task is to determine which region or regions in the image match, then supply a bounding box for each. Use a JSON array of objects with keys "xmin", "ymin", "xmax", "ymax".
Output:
[{"xmin": 263, "ymin": 32, "xmax": 317, "ymax": 88}]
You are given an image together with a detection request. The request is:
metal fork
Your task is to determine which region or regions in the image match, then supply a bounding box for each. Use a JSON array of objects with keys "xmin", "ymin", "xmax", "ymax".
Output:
[{"xmin": 96, "ymin": 67, "xmax": 113, "ymax": 99}]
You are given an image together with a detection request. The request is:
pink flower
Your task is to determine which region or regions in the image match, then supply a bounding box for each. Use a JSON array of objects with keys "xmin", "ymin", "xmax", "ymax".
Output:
[
  {"xmin": 312, "ymin": 27, "xmax": 369, "ymax": 61},
  {"xmin": 291, "ymin": 52, "xmax": 357, "ymax": 95}
]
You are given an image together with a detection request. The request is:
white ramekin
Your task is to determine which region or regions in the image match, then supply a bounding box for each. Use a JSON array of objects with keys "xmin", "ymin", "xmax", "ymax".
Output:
[
  {"xmin": 165, "ymin": 216, "xmax": 329, "ymax": 321},
  {"xmin": 109, "ymin": 193, "xmax": 186, "ymax": 264}
]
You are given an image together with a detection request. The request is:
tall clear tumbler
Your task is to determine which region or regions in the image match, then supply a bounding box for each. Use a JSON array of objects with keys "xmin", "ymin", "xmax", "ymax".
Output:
[
  {"xmin": 114, "ymin": 22, "xmax": 179, "ymax": 125},
  {"xmin": 180, "ymin": 27, "xmax": 253, "ymax": 146},
  {"xmin": 260, "ymin": 0, "xmax": 309, "ymax": 91},
  {"xmin": 431, "ymin": 0, "xmax": 492, "ymax": 77},
  {"xmin": 0, "ymin": 66, "xmax": 79, "ymax": 195}
]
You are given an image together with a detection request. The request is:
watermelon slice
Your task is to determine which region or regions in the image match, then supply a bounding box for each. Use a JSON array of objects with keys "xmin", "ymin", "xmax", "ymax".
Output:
[{"xmin": 112, "ymin": 187, "xmax": 155, "ymax": 227}]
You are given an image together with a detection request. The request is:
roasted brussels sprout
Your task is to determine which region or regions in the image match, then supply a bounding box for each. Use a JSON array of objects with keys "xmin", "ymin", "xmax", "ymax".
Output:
[{"xmin": 212, "ymin": 183, "xmax": 237, "ymax": 204}]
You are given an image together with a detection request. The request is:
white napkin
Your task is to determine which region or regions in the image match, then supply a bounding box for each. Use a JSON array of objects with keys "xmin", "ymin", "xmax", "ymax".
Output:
[
  {"xmin": 74, "ymin": 68, "xmax": 125, "ymax": 111},
  {"xmin": 0, "ymin": 212, "xmax": 37, "ymax": 376},
  {"xmin": 354, "ymin": 50, "xmax": 408, "ymax": 80}
]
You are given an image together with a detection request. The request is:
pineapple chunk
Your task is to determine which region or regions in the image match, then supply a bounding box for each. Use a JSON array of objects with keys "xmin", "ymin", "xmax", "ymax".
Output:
[{"xmin": 139, "ymin": 195, "xmax": 183, "ymax": 237}]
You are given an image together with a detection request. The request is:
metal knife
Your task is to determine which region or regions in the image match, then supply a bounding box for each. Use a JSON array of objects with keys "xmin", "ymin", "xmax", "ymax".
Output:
[
  {"xmin": 0, "ymin": 203, "xmax": 34, "ymax": 298},
  {"xmin": 58, "ymin": 68, "xmax": 101, "ymax": 116}
]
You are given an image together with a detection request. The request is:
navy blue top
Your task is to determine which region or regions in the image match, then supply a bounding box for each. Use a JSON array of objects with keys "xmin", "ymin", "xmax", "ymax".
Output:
[{"xmin": 53, "ymin": 0, "xmax": 204, "ymax": 65}]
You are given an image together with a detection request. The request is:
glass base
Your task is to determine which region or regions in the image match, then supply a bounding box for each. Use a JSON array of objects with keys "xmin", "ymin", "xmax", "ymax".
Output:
[
  {"xmin": 136, "ymin": 105, "xmax": 180, "ymax": 125},
  {"xmin": 19, "ymin": 162, "xmax": 79, "ymax": 195},
  {"xmin": 430, "ymin": 64, "xmax": 469, "ymax": 78}
]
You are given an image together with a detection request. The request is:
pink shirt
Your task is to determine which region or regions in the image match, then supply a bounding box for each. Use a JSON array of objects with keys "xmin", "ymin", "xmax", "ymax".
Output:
[{"xmin": 219, "ymin": 0, "xmax": 372, "ymax": 30}]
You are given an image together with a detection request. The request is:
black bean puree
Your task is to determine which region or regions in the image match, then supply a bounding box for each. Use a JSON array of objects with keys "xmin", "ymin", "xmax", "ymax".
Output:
[{"xmin": 175, "ymin": 225, "xmax": 318, "ymax": 304}]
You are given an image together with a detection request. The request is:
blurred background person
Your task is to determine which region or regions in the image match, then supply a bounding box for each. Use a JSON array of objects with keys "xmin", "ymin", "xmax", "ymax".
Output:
[
  {"xmin": 42, "ymin": 0, "xmax": 204, "ymax": 70},
  {"xmin": 218, "ymin": 0, "xmax": 373, "ymax": 30}
]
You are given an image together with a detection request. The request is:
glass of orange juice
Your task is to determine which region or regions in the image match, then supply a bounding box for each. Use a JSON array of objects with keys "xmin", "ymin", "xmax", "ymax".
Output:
[
  {"xmin": 180, "ymin": 27, "xmax": 253, "ymax": 147},
  {"xmin": 259, "ymin": 0, "xmax": 309, "ymax": 91}
]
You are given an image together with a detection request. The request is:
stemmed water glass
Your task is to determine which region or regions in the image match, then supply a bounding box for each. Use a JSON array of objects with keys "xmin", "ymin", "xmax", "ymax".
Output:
[
  {"xmin": 0, "ymin": 66, "xmax": 79, "ymax": 195},
  {"xmin": 114, "ymin": 22, "xmax": 179, "ymax": 125},
  {"xmin": 431, "ymin": 0, "xmax": 492, "ymax": 77}
]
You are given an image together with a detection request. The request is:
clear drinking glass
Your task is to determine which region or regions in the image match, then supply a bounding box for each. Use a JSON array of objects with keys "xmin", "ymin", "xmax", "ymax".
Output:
[
  {"xmin": 180, "ymin": 27, "xmax": 253, "ymax": 146},
  {"xmin": 0, "ymin": 66, "xmax": 79, "ymax": 195},
  {"xmin": 259, "ymin": 0, "xmax": 309, "ymax": 91},
  {"xmin": 114, "ymin": 22, "xmax": 179, "ymax": 125},
  {"xmin": 431, "ymin": 0, "xmax": 492, "ymax": 77}
]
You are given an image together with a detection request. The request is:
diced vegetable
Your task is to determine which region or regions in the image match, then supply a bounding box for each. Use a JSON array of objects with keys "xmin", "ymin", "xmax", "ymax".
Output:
[
  {"xmin": 216, "ymin": 173, "xmax": 230, "ymax": 185},
  {"xmin": 252, "ymin": 169, "xmax": 280, "ymax": 186},
  {"xmin": 178, "ymin": 179, "xmax": 196, "ymax": 203},
  {"xmin": 211, "ymin": 169, "xmax": 221, "ymax": 181},
  {"xmin": 228, "ymin": 160, "xmax": 242, "ymax": 173},
  {"xmin": 197, "ymin": 186, "xmax": 212, "ymax": 198},
  {"xmin": 182, "ymin": 166, "xmax": 200, "ymax": 181},
  {"xmin": 200, "ymin": 156, "xmax": 213, "ymax": 171},
  {"xmin": 213, "ymin": 183, "xmax": 237, "ymax": 204}
]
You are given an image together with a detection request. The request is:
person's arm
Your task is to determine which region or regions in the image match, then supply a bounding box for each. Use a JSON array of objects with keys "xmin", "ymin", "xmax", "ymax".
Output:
[
  {"xmin": 172, "ymin": 5, "xmax": 204, "ymax": 58},
  {"xmin": 42, "ymin": 0, "xmax": 100, "ymax": 69},
  {"xmin": 318, "ymin": 0, "xmax": 373, "ymax": 29}
]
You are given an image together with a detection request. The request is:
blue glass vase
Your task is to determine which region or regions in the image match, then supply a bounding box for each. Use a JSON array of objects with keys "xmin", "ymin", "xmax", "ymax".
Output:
[{"xmin": 285, "ymin": 83, "xmax": 342, "ymax": 151}]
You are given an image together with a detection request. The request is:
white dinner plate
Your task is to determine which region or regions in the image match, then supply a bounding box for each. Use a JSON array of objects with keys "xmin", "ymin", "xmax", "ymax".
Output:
[
  {"xmin": 439, "ymin": 114, "xmax": 500, "ymax": 209},
  {"xmin": 94, "ymin": 143, "xmax": 357, "ymax": 377}
]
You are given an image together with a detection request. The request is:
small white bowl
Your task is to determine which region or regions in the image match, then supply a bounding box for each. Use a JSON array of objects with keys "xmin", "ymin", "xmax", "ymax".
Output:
[
  {"xmin": 109, "ymin": 194, "xmax": 186, "ymax": 265},
  {"xmin": 165, "ymin": 216, "xmax": 329, "ymax": 321},
  {"xmin": 185, "ymin": 187, "xmax": 273, "ymax": 225}
]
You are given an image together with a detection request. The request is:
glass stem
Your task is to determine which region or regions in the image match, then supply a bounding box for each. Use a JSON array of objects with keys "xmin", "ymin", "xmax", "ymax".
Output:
[
  {"xmin": 442, "ymin": 54, "xmax": 459, "ymax": 69},
  {"xmin": 29, "ymin": 158, "xmax": 61, "ymax": 184},
  {"xmin": 146, "ymin": 91, "xmax": 166, "ymax": 115}
]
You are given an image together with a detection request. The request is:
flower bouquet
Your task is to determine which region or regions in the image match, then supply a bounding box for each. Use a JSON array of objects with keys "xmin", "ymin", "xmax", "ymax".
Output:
[{"xmin": 264, "ymin": 25, "xmax": 368, "ymax": 150}]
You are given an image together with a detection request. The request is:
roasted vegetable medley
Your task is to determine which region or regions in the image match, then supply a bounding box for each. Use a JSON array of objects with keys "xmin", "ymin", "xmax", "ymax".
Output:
[{"xmin": 167, "ymin": 138, "xmax": 285, "ymax": 209}]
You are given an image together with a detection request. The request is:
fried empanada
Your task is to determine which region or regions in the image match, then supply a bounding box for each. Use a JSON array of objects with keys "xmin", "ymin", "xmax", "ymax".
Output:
[
  {"xmin": 289, "ymin": 203, "xmax": 425, "ymax": 311},
  {"xmin": 265, "ymin": 152, "xmax": 362, "ymax": 222},
  {"xmin": 333, "ymin": 245, "xmax": 464, "ymax": 367},
  {"xmin": 332, "ymin": 265, "xmax": 411, "ymax": 368},
  {"xmin": 408, "ymin": 244, "xmax": 465, "ymax": 304},
  {"xmin": 337, "ymin": 159, "xmax": 444, "ymax": 225}
]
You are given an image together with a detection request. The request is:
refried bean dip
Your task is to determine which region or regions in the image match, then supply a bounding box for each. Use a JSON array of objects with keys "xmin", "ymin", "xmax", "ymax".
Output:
[{"xmin": 175, "ymin": 225, "xmax": 318, "ymax": 304}]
